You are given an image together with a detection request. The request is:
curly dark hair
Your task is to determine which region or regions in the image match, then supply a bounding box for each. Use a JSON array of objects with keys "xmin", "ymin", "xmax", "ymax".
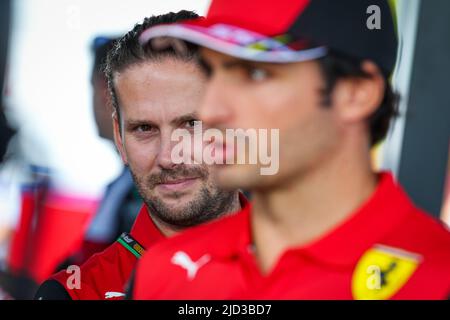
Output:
[
  {"xmin": 104, "ymin": 10, "xmax": 200, "ymax": 126},
  {"xmin": 318, "ymin": 50, "xmax": 399, "ymax": 146}
]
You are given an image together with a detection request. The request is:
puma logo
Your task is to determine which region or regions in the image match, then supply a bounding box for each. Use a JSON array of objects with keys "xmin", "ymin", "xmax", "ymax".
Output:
[{"xmin": 171, "ymin": 251, "xmax": 211, "ymax": 280}]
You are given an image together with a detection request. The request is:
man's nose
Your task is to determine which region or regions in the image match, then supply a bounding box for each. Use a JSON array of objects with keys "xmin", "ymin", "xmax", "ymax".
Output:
[
  {"xmin": 199, "ymin": 74, "xmax": 232, "ymax": 128},
  {"xmin": 156, "ymin": 131, "xmax": 178, "ymax": 170}
]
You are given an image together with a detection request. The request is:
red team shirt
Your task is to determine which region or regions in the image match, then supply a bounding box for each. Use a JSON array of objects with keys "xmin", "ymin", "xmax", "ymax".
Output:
[
  {"xmin": 51, "ymin": 205, "xmax": 164, "ymax": 300},
  {"xmin": 133, "ymin": 173, "xmax": 450, "ymax": 300},
  {"xmin": 47, "ymin": 194, "xmax": 249, "ymax": 300}
]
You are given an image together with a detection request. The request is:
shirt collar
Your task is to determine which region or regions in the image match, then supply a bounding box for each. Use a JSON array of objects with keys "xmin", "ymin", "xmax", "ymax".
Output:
[
  {"xmin": 213, "ymin": 172, "xmax": 416, "ymax": 267},
  {"xmin": 209, "ymin": 197, "xmax": 253, "ymax": 258},
  {"xmin": 299, "ymin": 172, "xmax": 415, "ymax": 266},
  {"xmin": 130, "ymin": 205, "xmax": 165, "ymax": 250}
]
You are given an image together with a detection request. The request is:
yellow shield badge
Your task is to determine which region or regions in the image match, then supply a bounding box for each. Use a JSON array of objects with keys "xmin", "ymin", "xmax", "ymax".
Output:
[{"xmin": 352, "ymin": 244, "xmax": 422, "ymax": 300}]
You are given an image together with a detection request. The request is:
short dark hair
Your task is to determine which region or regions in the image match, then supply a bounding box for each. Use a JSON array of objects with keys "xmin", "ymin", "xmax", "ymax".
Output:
[
  {"xmin": 104, "ymin": 10, "xmax": 200, "ymax": 125},
  {"xmin": 317, "ymin": 51, "xmax": 399, "ymax": 146}
]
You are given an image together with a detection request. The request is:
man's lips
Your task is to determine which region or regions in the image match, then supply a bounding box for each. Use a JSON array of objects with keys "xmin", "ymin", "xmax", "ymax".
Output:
[{"xmin": 156, "ymin": 177, "xmax": 199, "ymax": 192}]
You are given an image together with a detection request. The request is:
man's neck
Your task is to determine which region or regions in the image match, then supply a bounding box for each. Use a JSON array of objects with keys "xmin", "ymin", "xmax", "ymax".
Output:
[{"xmin": 251, "ymin": 144, "xmax": 378, "ymax": 274}]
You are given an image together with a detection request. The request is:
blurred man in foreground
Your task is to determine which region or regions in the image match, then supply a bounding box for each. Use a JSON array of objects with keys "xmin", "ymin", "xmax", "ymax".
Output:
[{"xmin": 133, "ymin": 0, "xmax": 450, "ymax": 299}]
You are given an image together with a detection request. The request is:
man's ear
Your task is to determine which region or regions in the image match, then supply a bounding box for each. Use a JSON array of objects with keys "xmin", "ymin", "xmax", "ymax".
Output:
[
  {"xmin": 112, "ymin": 110, "xmax": 128, "ymax": 165},
  {"xmin": 332, "ymin": 61, "xmax": 385, "ymax": 124}
]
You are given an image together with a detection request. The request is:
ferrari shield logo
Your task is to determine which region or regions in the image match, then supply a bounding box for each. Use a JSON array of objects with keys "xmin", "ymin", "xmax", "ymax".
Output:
[{"xmin": 352, "ymin": 244, "xmax": 422, "ymax": 300}]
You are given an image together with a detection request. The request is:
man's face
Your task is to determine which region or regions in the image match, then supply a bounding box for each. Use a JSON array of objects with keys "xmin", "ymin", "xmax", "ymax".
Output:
[
  {"xmin": 198, "ymin": 49, "xmax": 341, "ymax": 191},
  {"xmin": 113, "ymin": 58, "xmax": 236, "ymax": 228}
]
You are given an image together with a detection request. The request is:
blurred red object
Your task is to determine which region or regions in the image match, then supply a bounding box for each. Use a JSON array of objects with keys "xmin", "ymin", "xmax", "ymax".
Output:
[{"xmin": 8, "ymin": 185, "xmax": 99, "ymax": 283}]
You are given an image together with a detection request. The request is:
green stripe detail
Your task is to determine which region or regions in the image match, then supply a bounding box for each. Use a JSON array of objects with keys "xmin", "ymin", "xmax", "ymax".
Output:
[
  {"xmin": 388, "ymin": 0, "xmax": 399, "ymax": 34},
  {"xmin": 117, "ymin": 238, "xmax": 142, "ymax": 258}
]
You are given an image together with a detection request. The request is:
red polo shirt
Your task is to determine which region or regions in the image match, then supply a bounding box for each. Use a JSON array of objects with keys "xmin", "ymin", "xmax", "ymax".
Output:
[
  {"xmin": 133, "ymin": 173, "xmax": 450, "ymax": 300},
  {"xmin": 49, "ymin": 205, "xmax": 164, "ymax": 300}
]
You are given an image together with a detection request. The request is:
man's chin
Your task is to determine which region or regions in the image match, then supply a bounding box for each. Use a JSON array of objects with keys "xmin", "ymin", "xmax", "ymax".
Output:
[
  {"xmin": 151, "ymin": 184, "xmax": 200, "ymax": 205},
  {"xmin": 214, "ymin": 164, "xmax": 260, "ymax": 190},
  {"xmin": 146, "ymin": 193, "xmax": 194, "ymax": 213}
]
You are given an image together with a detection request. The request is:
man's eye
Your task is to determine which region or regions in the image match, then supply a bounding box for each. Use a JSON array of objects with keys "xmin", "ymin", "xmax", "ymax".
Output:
[
  {"xmin": 135, "ymin": 124, "xmax": 153, "ymax": 132},
  {"xmin": 247, "ymin": 67, "xmax": 269, "ymax": 81},
  {"xmin": 185, "ymin": 120, "xmax": 201, "ymax": 128}
]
